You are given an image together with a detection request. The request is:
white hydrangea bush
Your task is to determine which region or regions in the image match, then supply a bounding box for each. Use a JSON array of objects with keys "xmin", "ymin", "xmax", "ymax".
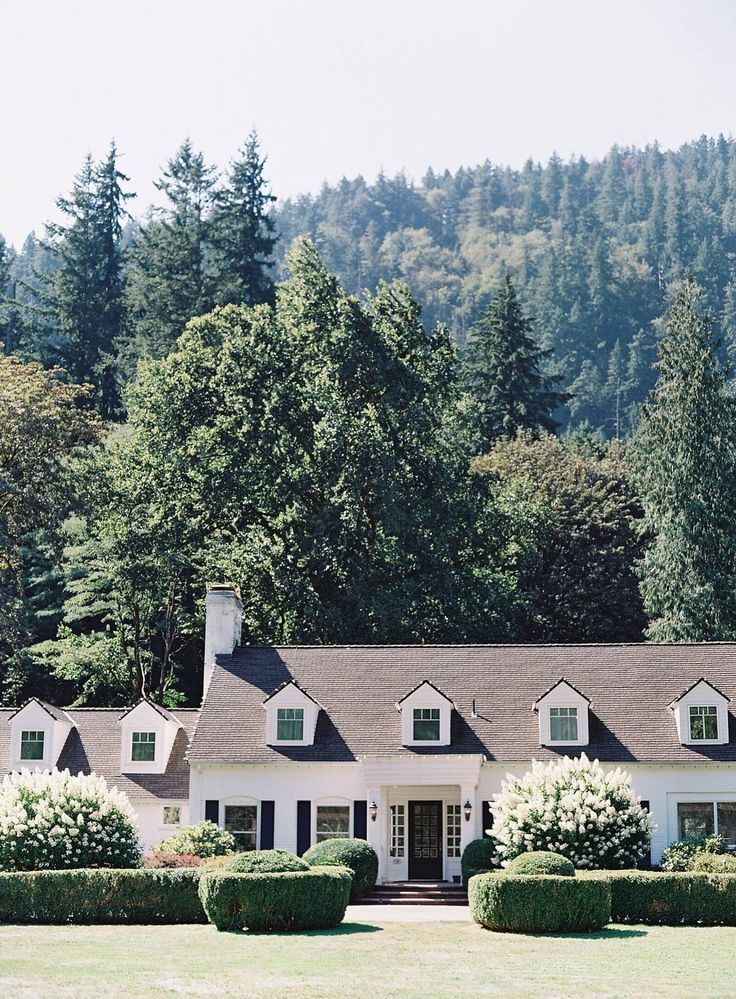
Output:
[
  {"xmin": 490, "ymin": 754, "xmax": 654, "ymax": 869},
  {"xmin": 0, "ymin": 769, "xmax": 142, "ymax": 871}
]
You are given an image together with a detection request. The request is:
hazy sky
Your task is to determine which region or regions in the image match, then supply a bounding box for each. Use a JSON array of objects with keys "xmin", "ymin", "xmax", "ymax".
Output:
[{"xmin": 3, "ymin": 0, "xmax": 736, "ymax": 247}]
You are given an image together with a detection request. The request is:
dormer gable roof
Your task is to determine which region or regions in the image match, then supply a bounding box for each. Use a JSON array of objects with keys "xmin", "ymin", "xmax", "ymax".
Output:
[
  {"xmin": 396, "ymin": 679, "xmax": 456, "ymax": 710},
  {"xmin": 262, "ymin": 679, "xmax": 322, "ymax": 709},
  {"xmin": 668, "ymin": 677, "xmax": 730, "ymax": 709},
  {"xmin": 7, "ymin": 698, "xmax": 73, "ymax": 724},
  {"xmin": 533, "ymin": 678, "xmax": 591, "ymax": 711},
  {"xmin": 118, "ymin": 699, "xmax": 183, "ymax": 726}
]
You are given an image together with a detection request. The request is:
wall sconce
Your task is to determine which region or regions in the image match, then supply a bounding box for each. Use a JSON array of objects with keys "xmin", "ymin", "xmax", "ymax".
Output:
[
  {"xmin": 369, "ymin": 801, "xmax": 378, "ymax": 822},
  {"xmin": 463, "ymin": 799, "xmax": 472, "ymax": 822}
]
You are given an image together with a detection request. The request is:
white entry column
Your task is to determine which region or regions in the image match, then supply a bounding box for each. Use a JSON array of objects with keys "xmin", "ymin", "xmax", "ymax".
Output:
[
  {"xmin": 366, "ymin": 786, "xmax": 385, "ymax": 880},
  {"xmin": 460, "ymin": 783, "xmax": 480, "ymax": 855}
]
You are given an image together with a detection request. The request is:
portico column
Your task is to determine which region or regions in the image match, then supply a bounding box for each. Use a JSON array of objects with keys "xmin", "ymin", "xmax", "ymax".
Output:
[
  {"xmin": 460, "ymin": 783, "xmax": 479, "ymax": 854},
  {"xmin": 366, "ymin": 786, "xmax": 384, "ymax": 880}
]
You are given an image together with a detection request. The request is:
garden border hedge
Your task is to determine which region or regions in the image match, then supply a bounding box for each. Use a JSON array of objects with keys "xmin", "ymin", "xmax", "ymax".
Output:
[
  {"xmin": 198, "ymin": 864, "xmax": 352, "ymax": 932},
  {"xmin": 302, "ymin": 838, "xmax": 378, "ymax": 898},
  {"xmin": 581, "ymin": 870, "xmax": 736, "ymax": 925},
  {"xmin": 0, "ymin": 868, "xmax": 206, "ymax": 924},
  {"xmin": 469, "ymin": 872, "xmax": 610, "ymax": 933}
]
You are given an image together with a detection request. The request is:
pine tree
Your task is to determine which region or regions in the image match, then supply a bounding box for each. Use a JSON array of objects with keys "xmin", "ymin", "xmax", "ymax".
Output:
[
  {"xmin": 40, "ymin": 145, "xmax": 133, "ymax": 418},
  {"xmin": 212, "ymin": 132, "xmax": 276, "ymax": 306},
  {"xmin": 634, "ymin": 277, "xmax": 736, "ymax": 641},
  {"xmin": 463, "ymin": 277, "xmax": 567, "ymax": 448},
  {"xmin": 127, "ymin": 140, "xmax": 217, "ymax": 358}
]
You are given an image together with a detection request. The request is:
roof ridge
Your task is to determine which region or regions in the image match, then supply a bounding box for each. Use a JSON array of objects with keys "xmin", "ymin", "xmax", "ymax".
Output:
[{"xmin": 230, "ymin": 641, "xmax": 736, "ymax": 650}]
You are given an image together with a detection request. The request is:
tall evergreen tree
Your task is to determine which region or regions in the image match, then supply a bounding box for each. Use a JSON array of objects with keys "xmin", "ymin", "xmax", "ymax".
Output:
[
  {"xmin": 463, "ymin": 277, "xmax": 567, "ymax": 448},
  {"xmin": 212, "ymin": 132, "xmax": 276, "ymax": 306},
  {"xmin": 127, "ymin": 140, "xmax": 217, "ymax": 358},
  {"xmin": 40, "ymin": 144, "xmax": 133, "ymax": 417},
  {"xmin": 634, "ymin": 277, "xmax": 736, "ymax": 641}
]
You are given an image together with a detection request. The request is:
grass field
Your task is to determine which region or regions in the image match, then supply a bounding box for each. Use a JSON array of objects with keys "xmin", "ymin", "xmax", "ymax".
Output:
[{"xmin": 2, "ymin": 920, "xmax": 736, "ymax": 998}]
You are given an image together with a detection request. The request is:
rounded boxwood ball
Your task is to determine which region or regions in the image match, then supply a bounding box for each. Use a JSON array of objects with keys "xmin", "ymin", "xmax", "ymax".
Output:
[
  {"xmin": 505, "ymin": 851, "xmax": 575, "ymax": 877},
  {"xmin": 302, "ymin": 839, "xmax": 378, "ymax": 898},
  {"xmin": 225, "ymin": 849, "xmax": 309, "ymax": 873},
  {"xmin": 461, "ymin": 839, "xmax": 497, "ymax": 887}
]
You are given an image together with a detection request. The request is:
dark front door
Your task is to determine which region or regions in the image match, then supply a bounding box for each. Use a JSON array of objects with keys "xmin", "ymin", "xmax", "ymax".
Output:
[{"xmin": 408, "ymin": 800, "xmax": 443, "ymax": 880}]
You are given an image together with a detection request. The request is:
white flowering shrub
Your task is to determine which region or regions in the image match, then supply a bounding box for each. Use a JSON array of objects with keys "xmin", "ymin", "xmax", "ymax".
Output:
[
  {"xmin": 0, "ymin": 769, "xmax": 142, "ymax": 871},
  {"xmin": 490, "ymin": 754, "xmax": 653, "ymax": 869}
]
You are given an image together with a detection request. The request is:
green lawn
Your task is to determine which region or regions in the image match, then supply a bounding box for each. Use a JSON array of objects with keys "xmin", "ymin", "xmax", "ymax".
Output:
[{"xmin": 1, "ymin": 920, "xmax": 736, "ymax": 998}]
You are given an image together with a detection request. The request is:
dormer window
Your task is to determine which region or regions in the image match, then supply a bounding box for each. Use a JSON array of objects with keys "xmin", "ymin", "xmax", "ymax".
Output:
[
  {"xmin": 131, "ymin": 731, "xmax": 156, "ymax": 762},
  {"xmin": 20, "ymin": 730, "xmax": 45, "ymax": 761},
  {"xmin": 413, "ymin": 708, "xmax": 440, "ymax": 741},
  {"xmin": 277, "ymin": 708, "xmax": 304, "ymax": 741},
  {"xmin": 550, "ymin": 707, "xmax": 578, "ymax": 742},
  {"xmin": 689, "ymin": 705, "xmax": 718, "ymax": 741}
]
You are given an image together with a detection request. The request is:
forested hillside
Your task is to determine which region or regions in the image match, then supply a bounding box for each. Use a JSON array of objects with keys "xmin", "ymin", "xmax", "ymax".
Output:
[{"xmin": 276, "ymin": 136, "xmax": 736, "ymax": 435}]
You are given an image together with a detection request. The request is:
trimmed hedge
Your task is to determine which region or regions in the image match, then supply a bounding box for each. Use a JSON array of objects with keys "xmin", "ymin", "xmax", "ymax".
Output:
[
  {"xmin": 505, "ymin": 851, "xmax": 575, "ymax": 877},
  {"xmin": 198, "ymin": 865, "xmax": 352, "ymax": 932},
  {"xmin": 461, "ymin": 839, "xmax": 497, "ymax": 887},
  {"xmin": 692, "ymin": 853, "xmax": 736, "ymax": 874},
  {"xmin": 592, "ymin": 870, "xmax": 736, "ymax": 925},
  {"xmin": 225, "ymin": 850, "xmax": 308, "ymax": 874},
  {"xmin": 302, "ymin": 839, "xmax": 378, "ymax": 898},
  {"xmin": 0, "ymin": 868, "xmax": 206, "ymax": 924},
  {"xmin": 469, "ymin": 873, "xmax": 610, "ymax": 933}
]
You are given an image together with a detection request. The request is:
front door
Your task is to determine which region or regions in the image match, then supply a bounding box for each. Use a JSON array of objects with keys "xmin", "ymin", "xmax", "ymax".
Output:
[{"xmin": 408, "ymin": 800, "xmax": 443, "ymax": 880}]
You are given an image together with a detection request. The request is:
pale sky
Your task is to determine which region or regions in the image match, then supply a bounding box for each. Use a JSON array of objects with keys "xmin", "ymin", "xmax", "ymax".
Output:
[{"xmin": 2, "ymin": 0, "xmax": 736, "ymax": 247}]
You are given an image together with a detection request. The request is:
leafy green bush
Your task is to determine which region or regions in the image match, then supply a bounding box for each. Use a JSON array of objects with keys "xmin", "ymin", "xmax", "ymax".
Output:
[
  {"xmin": 143, "ymin": 853, "xmax": 204, "ymax": 869},
  {"xmin": 0, "ymin": 868, "xmax": 206, "ymax": 924},
  {"xmin": 153, "ymin": 821, "xmax": 237, "ymax": 858},
  {"xmin": 469, "ymin": 873, "xmax": 610, "ymax": 933},
  {"xmin": 302, "ymin": 839, "xmax": 378, "ymax": 898},
  {"xmin": 225, "ymin": 850, "xmax": 308, "ymax": 874},
  {"xmin": 692, "ymin": 853, "xmax": 736, "ymax": 874},
  {"xmin": 198, "ymin": 866, "xmax": 352, "ymax": 932},
  {"xmin": 461, "ymin": 839, "xmax": 497, "ymax": 887},
  {"xmin": 661, "ymin": 835, "xmax": 727, "ymax": 871},
  {"xmin": 0, "ymin": 770, "xmax": 141, "ymax": 871},
  {"xmin": 584, "ymin": 870, "xmax": 736, "ymax": 925},
  {"xmin": 505, "ymin": 851, "xmax": 575, "ymax": 877}
]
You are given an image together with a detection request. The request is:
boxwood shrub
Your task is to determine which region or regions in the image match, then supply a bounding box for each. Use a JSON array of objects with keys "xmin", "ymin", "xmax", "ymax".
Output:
[
  {"xmin": 505, "ymin": 851, "xmax": 575, "ymax": 877},
  {"xmin": 692, "ymin": 853, "xmax": 736, "ymax": 874},
  {"xmin": 593, "ymin": 870, "xmax": 736, "ymax": 925},
  {"xmin": 225, "ymin": 850, "xmax": 308, "ymax": 874},
  {"xmin": 198, "ymin": 865, "xmax": 352, "ymax": 932},
  {"xmin": 0, "ymin": 868, "xmax": 206, "ymax": 924},
  {"xmin": 302, "ymin": 839, "xmax": 378, "ymax": 898},
  {"xmin": 469, "ymin": 873, "xmax": 610, "ymax": 933},
  {"xmin": 461, "ymin": 839, "xmax": 497, "ymax": 887}
]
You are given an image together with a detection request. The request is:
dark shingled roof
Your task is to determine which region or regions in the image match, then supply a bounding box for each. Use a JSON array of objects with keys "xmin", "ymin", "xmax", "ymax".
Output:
[
  {"xmin": 188, "ymin": 643, "xmax": 736, "ymax": 764},
  {"xmin": 0, "ymin": 708, "xmax": 199, "ymax": 801}
]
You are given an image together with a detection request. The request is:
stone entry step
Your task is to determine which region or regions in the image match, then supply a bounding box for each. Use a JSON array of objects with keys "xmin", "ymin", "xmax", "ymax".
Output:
[{"xmin": 363, "ymin": 881, "xmax": 468, "ymax": 906}]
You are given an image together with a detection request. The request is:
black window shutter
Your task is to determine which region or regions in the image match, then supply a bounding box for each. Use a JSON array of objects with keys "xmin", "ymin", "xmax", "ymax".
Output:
[
  {"xmin": 482, "ymin": 800, "xmax": 493, "ymax": 838},
  {"xmin": 260, "ymin": 801, "xmax": 275, "ymax": 849},
  {"xmin": 353, "ymin": 800, "xmax": 368, "ymax": 840},
  {"xmin": 205, "ymin": 799, "xmax": 219, "ymax": 824},
  {"xmin": 638, "ymin": 800, "xmax": 652, "ymax": 869},
  {"xmin": 296, "ymin": 800, "xmax": 311, "ymax": 855}
]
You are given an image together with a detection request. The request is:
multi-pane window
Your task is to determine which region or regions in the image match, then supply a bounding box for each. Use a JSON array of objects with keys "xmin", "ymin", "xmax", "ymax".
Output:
[
  {"xmin": 316, "ymin": 805, "xmax": 350, "ymax": 842},
  {"xmin": 413, "ymin": 708, "xmax": 440, "ymax": 741},
  {"xmin": 549, "ymin": 707, "xmax": 578, "ymax": 742},
  {"xmin": 390, "ymin": 804, "xmax": 405, "ymax": 858},
  {"xmin": 689, "ymin": 706, "xmax": 718, "ymax": 741},
  {"xmin": 20, "ymin": 730, "xmax": 44, "ymax": 761},
  {"xmin": 276, "ymin": 707, "xmax": 304, "ymax": 741},
  {"xmin": 131, "ymin": 731, "xmax": 156, "ymax": 762},
  {"xmin": 224, "ymin": 804, "xmax": 258, "ymax": 850},
  {"xmin": 163, "ymin": 806, "xmax": 181, "ymax": 825},
  {"xmin": 446, "ymin": 804, "xmax": 462, "ymax": 858},
  {"xmin": 677, "ymin": 801, "xmax": 736, "ymax": 844}
]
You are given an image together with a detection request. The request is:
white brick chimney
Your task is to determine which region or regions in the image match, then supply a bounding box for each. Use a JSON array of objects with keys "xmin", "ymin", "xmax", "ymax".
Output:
[{"xmin": 203, "ymin": 584, "xmax": 243, "ymax": 699}]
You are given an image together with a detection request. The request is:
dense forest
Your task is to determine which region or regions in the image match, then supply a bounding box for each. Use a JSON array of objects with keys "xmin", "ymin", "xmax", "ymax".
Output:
[{"xmin": 2, "ymin": 134, "xmax": 736, "ymax": 708}]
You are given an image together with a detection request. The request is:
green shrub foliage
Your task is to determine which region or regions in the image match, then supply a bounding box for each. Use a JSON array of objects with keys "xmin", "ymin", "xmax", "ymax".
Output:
[
  {"xmin": 153, "ymin": 821, "xmax": 237, "ymax": 858},
  {"xmin": 505, "ymin": 851, "xmax": 575, "ymax": 877},
  {"xmin": 692, "ymin": 853, "xmax": 736, "ymax": 874},
  {"xmin": 302, "ymin": 838, "xmax": 378, "ymax": 898},
  {"xmin": 225, "ymin": 850, "xmax": 308, "ymax": 874},
  {"xmin": 469, "ymin": 873, "xmax": 610, "ymax": 933},
  {"xmin": 0, "ymin": 869, "xmax": 206, "ymax": 924},
  {"xmin": 600, "ymin": 870, "xmax": 736, "ymax": 925},
  {"xmin": 198, "ymin": 866, "xmax": 352, "ymax": 932},
  {"xmin": 461, "ymin": 839, "xmax": 497, "ymax": 887},
  {"xmin": 0, "ymin": 770, "xmax": 141, "ymax": 871},
  {"xmin": 661, "ymin": 835, "xmax": 727, "ymax": 871}
]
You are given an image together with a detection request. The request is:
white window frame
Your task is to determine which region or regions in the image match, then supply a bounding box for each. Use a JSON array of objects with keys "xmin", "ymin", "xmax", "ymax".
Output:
[
  {"xmin": 313, "ymin": 799, "xmax": 352, "ymax": 844},
  {"xmin": 390, "ymin": 804, "xmax": 406, "ymax": 859},
  {"xmin": 412, "ymin": 707, "xmax": 441, "ymax": 742},
  {"xmin": 446, "ymin": 803, "xmax": 461, "ymax": 858},
  {"xmin": 223, "ymin": 799, "xmax": 259, "ymax": 851},
  {"xmin": 671, "ymin": 681, "xmax": 729, "ymax": 746},
  {"xmin": 675, "ymin": 798, "xmax": 736, "ymax": 845},
  {"xmin": 399, "ymin": 683, "xmax": 453, "ymax": 747},
  {"xmin": 688, "ymin": 705, "xmax": 719, "ymax": 742},
  {"xmin": 131, "ymin": 731, "xmax": 157, "ymax": 763},
  {"xmin": 549, "ymin": 706, "xmax": 579, "ymax": 743},
  {"xmin": 162, "ymin": 805, "xmax": 181, "ymax": 826},
  {"xmin": 536, "ymin": 681, "xmax": 589, "ymax": 747},
  {"xmin": 19, "ymin": 729, "xmax": 46, "ymax": 762},
  {"xmin": 276, "ymin": 706, "xmax": 305, "ymax": 742}
]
